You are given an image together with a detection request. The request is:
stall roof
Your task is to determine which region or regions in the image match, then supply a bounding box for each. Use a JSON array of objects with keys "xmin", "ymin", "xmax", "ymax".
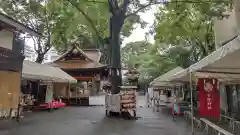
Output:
[
  {"xmin": 150, "ymin": 66, "xmax": 184, "ymax": 87},
  {"xmin": 171, "ymin": 68, "xmax": 190, "ymax": 82},
  {"xmin": 172, "ymin": 35, "xmax": 240, "ymax": 82},
  {"xmin": 189, "ymin": 35, "xmax": 240, "ymax": 81},
  {"xmin": 189, "ymin": 35, "xmax": 240, "ymax": 73},
  {"xmin": 22, "ymin": 60, "xmax": 77, "ymax": 83}
]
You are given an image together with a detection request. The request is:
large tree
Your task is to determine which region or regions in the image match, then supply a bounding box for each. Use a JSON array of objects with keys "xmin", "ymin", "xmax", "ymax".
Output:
[
  {"xmin": 121, "ymin": 41, "xmax": 177, "ymax": 89},
  {"xmin": 67, "ymin": 0, "xmax": 162, "ymax": 93},
  {"xmin": 121, "ymin": 41, "xmax": 152, "ymax": 69},
  {"xmin": 153, "ymin": 0, "xmax": 231, "ymax": 67},
  {"xmin": 0, "ymin": 0, "xmax": 102, "ymax": 63},
  {"xmin": 122, "ymin": 0, "xmax": 231, "ymax": 88},
  {"xmin": 67, "ymin": 0, "xmax": 231, "ymax": 93},
  {"xmin": 1, "ymin": 0, "xmax": 58, "ymax": 63}
]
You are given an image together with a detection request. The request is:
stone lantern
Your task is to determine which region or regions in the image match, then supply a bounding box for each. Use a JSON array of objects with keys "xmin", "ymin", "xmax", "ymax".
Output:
[{"xmin": 125, "ymin": 68, "xmax": 139, "ymax": 86}]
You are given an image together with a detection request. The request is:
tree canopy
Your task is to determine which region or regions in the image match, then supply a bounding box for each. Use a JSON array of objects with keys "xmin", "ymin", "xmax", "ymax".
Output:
[
  {"xmin": 121, "ymin": 0, "xmax": 232, "ymax": 88},
  {"xmin": 0, "ymin": 0, "xmax": 233, "ymax": 90}
]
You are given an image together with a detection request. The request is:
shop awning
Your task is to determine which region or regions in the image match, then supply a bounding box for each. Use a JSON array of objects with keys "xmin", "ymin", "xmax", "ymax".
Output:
[
  {"xmin": 22, "ymin": 60, "xmax": 77, "ymax": 83},
  {"xmin": 150, "ymin": 66, "xmax": 184, "ymax": 87},
  {"xmin": 171, "ymin": 68, "xmax": 191, "ymax": 82},
  {"xmin": 172, "ymin": 35, "xmax": 240, "ymax": 82},
  {"xmin": 189, "ymin": 35, "xmax": 240, "ymax": 82}
]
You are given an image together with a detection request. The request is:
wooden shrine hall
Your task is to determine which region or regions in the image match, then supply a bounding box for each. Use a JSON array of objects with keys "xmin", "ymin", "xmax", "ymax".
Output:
[{"xmin": 49, "ymin": 44, "xmax": 108, "ymax": 105}]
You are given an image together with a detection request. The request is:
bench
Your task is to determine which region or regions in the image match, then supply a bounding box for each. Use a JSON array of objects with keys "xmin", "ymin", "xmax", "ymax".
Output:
[
  {"xmin": 220, "ymin": 114, "xmax": 240, "ymax": 131},
  {"xmin": 200, "ymin": 118, "xmax": 233, "ymax": 135}
]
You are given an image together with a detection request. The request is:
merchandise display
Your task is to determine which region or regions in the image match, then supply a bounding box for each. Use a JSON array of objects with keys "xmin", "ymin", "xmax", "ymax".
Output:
[{"xmin": 120, "ymin": 87, "xmax": 136, "ymax": 116}]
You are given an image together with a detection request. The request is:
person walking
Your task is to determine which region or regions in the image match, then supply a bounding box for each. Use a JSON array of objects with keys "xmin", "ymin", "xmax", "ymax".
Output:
[
  {"xmin": 145, "ymin": 92, "xmax": 150, "ymax": 107},
  {"xmin": 172, "ymin": 97, "xmax": 179, "ymax": 121}
]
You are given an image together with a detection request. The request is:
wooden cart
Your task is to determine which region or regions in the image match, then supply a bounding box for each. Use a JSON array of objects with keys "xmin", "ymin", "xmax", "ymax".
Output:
[{"xmin": 105, "ymin": 86, "xmax": 137, "ymax": 117}]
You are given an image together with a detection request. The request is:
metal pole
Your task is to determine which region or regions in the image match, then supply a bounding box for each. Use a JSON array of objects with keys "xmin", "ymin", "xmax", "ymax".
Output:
[{"xmin": 189, "ymin": 72, "xmax": 194, "ymax": 135}]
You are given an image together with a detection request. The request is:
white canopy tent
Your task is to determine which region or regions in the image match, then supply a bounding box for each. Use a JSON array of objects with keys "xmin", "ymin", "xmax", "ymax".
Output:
[
  {"xmin": 170, "ymin": 35, "xmax": 240, "ymax": 135},
  {"xmin": 172, "ymin": 35, "xmax": 240, "ymax": 83},
  {"xmin": 171, "ymin": 68, "xmax": 190, "ymax": 82},
  {"xmin": 150, "ymin": 66, "xmax": 184, "ymax": 87},
  {"xmin": 22, "ymin": 60, "xmax": 77, "ymax": 83},
  {"xmin": 189, "ymin": 35, "xmax": 240, "ymax": 82}
]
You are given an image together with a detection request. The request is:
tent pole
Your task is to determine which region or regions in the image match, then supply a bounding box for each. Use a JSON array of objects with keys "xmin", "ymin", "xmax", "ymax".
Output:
[{"xmin": 190, "ymin": 72, "xmax": 195, "ymax": 135}]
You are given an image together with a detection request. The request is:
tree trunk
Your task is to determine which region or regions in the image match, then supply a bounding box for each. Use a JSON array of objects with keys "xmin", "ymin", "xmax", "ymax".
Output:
[
  {"xmin": 108, "ymin": 0, "xmax": 130, "ymax": 94},
  {"xmin": 109, "ymin": 15, "xmax": 124, "ymax": 94},
  {"xmin": 35, "ymin": 53, "xmax": 44, "ymax": 63}
]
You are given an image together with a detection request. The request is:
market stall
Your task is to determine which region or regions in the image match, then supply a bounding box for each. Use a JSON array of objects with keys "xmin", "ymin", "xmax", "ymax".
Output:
[
  {"xmin": 105, "ymin": 86, "xmax": 137, "ymax": 117},
  {"xmin": 20, "ymin": 60, "xmax": 77, "ymax": 112},
  {"xmin": 0, "ymin": 13, "xmax": 41, "ymax": 120},
  {"xmin": 149, "ymin": 67, "xmax": 185, "ymax": 112},
  {"xmin": 120, "ymin": 86, "xmax": 137, "ymax": 117},
  {"xmin": 105, "ymin": 68, "xmax": 138, "ymax": 118},
  {"xmin": 171, "ymin": 35, "xmax": 240, "ymax": 134},
  {"xmin": 60, "ymin": 82, "xmax": 90, "ymax": 106}
]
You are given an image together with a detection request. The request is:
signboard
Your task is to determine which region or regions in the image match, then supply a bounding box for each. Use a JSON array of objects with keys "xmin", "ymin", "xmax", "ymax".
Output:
[
  {"xmin": 198, "ymin": 78, "xmax": 220, "ymax": 118},
  {"xmin": 0, "ymin": 47, "xmax": 24, "ymax": 71}
]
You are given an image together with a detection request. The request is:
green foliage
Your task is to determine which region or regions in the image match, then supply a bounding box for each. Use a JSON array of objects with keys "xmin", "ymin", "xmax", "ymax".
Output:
[
  {"xmin": 0, "ymin": 0, "xmax": 56, "ymax": 62},
  {"xmin": 121, "ymin": 41, "xmax": 177, "ymax": 84},
  {"xmin": 154, "ymin": 0, "xmax": 231, "ymax": 66},
  {"xmin": 47, "ymin": 0, "xmax": 110, "ymax": 51},
  {"xmin": 122, "ymin": 0, "xmax": 231, "ymax": 88},
  {"xmin": 121, "ymin": 41, "xmax": 151, "ymax": 68}
]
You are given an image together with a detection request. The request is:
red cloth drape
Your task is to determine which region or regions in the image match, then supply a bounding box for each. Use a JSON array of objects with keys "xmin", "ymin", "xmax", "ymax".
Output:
[{"xmin": 198, "ymin": 78, "xmax": 220, "ymax": 118}]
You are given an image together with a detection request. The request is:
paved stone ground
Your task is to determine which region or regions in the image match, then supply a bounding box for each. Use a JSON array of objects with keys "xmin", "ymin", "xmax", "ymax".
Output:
[{"xmin": 0, "ymin": 96, "xmax": 205, "ymax": 135}]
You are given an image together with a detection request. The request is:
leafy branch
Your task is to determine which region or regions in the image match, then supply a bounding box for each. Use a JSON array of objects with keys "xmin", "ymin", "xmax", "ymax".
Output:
[
  {"xmin": 125, "ymin": 0, "xmax": 230, "ymax": 18},
  {"xmin": 66, "ymin": 0, "xmax": 103, "ymax": 40}
]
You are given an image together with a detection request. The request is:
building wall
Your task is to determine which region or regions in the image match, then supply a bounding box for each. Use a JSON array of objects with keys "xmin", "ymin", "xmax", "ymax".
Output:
[
  {"xmin": 23, "ymin": 45, "xmax": 59, "ymax": 63},
  {"xmin": 54, "ymin": 83, "xmax": 69, "ymax": 97},
  {"xmin": 24, "ymin": 45, "xmax": 36, "ymax": 61},
  {"xmin": 0, "ymin": 30, "xmax": 13, "ymax": 50},
  {"xmin": 234, "ymin": 0, "xmax": 240, "ymax": 31},
  {"xmin": 43, "ymin": 49, "xmax": 59, "ymax": 63},
  {"xmin": 0, "ymin": 71, "xmax": 20, "ymax": 109},
  {"xmin": 214, "ymin": 11, "xmax": 237, "ymax": 49}
]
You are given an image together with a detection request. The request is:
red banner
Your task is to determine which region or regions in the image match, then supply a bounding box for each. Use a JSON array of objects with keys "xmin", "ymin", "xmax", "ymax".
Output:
[{"xmin": 198, "ymin": 78, "xmax": 220, "ymax": 118}]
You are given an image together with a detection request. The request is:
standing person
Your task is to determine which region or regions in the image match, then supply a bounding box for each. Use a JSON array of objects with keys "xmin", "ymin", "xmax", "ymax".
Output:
[
  {"xmin": 172, "ymin": 97, "xmax": 179, "ymax": 121},
  {"xmin": 146, "ymin": 92, "xmax": 150, "ymax": 107},
  {"xmin": 17, "ymin": 92, "xmax": 24, "ymax": 122}
]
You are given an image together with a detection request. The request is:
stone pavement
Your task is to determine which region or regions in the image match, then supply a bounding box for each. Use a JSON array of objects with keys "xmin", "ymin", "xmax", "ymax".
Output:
[{"xmin": 0, "ymin": 95, "xmax": 205, "ymax": 135}]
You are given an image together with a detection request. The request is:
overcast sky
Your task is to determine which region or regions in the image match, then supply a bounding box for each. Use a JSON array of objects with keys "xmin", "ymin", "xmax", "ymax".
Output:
[{"xmin": 123, "ymin": 5, "xmax": 158, "ymax": 46}]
